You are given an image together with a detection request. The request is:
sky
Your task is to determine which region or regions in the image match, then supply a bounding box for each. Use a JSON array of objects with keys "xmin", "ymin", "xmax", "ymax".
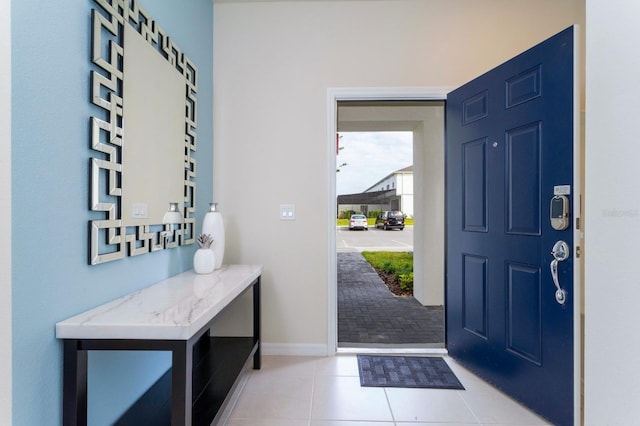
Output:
[{"xmin": 336, "ymin": 131, "xmax": 412, "ymax": 195}]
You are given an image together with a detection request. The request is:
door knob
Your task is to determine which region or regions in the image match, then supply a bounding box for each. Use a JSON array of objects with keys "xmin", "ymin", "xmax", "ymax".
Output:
[{"xmin": 550, "ymin": 240, "xmax": 570, "ymax": 305}]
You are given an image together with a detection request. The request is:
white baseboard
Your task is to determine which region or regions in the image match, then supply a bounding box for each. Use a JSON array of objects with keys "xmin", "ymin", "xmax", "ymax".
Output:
[{"xmin": 261, "ymin": 342, "xmax": 329, "ymax": 357}]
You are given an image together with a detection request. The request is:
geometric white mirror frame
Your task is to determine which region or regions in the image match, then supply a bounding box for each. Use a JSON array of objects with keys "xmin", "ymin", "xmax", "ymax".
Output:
[{"xmin": 89, "ymin": 0, "xmax": 197, "ymax": 265}]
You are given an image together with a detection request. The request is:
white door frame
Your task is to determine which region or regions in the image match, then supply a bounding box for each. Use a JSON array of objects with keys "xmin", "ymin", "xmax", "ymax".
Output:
[{"xmin": 326, "ymin": 87, "xmax": 452, "ymax": 356}]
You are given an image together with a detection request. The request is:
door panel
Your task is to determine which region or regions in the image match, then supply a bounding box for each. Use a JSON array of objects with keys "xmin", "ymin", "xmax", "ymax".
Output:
[
  {"xmin": 506, "ymin": 262, "xmax": 542, "ymax": 364},
  {"xmin": 462, "ymin": 138, "xmax": 488, "ymax": 232},
  {"xmin": 506, "ymin": 123, "xmax": 541, "ymax": 235},
  {"xmin": 462, "ymin": 254, "xmax": 488, "ymax": 338},
  {"xmin": 446, "ymin": 27, "xmax": 575, "ymax": 426}
]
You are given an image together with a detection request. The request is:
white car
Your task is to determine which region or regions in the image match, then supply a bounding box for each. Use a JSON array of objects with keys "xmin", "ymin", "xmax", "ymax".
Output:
[{"xmin": 348, "ymin": 214, "xmax": 368, "ymax": 230}]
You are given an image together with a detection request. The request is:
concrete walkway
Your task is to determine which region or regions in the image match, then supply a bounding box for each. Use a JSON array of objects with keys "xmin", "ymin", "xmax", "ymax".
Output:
[{"xmin": 337, "ymin": 252, "xmax": 445, "ymax": 347}]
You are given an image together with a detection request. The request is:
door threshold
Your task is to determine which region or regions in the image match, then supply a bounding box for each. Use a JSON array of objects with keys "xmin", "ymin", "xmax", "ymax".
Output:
[{"xmin": 337, "ymin": 344, "xmax": 447, "ymax": 355}]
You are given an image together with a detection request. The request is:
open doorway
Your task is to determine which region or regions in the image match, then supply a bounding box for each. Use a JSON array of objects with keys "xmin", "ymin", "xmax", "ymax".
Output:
[{"xmin": 335, "ymin": 100, "xmax": 446, "ymax": 350}]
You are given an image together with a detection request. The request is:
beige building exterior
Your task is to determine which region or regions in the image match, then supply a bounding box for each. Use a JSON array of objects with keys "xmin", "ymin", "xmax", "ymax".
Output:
[{"xmin": 338, "ymin": 165, "xmax": 414, "ymax": 217}]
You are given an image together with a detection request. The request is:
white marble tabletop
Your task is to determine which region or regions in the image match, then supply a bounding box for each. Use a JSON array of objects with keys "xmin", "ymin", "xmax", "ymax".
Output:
[{"xmin": 56, "ymin": 264, "xmax": 262, "ymax": 341}]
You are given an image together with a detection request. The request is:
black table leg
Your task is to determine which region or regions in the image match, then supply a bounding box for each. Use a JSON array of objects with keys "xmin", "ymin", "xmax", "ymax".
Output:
[
  {"xmin": 253, "ymin": 277, "xmax": 261, "ymax": 370},
  {"xmin": 63, "ymin": 340, "xmax": 87, "ymax": 426},
  {"xmin": 171, "ymin": 341, "xmax": 193, "ymax": 426}
]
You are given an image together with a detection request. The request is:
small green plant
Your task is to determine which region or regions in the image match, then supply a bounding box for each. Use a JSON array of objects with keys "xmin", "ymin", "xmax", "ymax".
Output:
[{"xmin": 399, "ymin": 272, "xmax": 414, "ymax": 291}]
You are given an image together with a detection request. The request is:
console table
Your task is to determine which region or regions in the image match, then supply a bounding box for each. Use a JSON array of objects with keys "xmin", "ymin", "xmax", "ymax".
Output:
[{"xmin": 56, "ymin": 264, "xmax": 262, "ymax": 426}]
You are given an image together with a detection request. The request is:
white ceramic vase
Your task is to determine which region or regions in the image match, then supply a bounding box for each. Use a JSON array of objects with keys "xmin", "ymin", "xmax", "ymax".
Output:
[
  {"xmin": 193, "ymin": 248, "xmax": 216, "ymax": 274},
  {"xmin": 202, "ymin": 202, "xmax": 225, "ymax": 270}
]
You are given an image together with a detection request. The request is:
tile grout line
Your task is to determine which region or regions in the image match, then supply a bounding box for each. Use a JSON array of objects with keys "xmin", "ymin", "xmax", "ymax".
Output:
[
  {"xmin": 307, "ymin": 358, "xmax": 318, "ymax": 426},
  {"xmin": 383, "ymin": 387, "xmax": 397, "ymax": 424},
  {"xmin": 221, "ymin": 368, "xmax": 252, "ymax": 425},
  {"xmin": 445, "ymin": 356, "xmax": 482, "ymax": 425},
  {"xmin": 457, "ymin": 388, "xmax": 483, "ymax": 425}
]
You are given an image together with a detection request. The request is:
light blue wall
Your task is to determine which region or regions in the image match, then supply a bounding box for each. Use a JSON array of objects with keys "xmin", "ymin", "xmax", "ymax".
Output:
[{"xmin": 11, "ymin": 1, "xmax": 213, "ymax": 424}]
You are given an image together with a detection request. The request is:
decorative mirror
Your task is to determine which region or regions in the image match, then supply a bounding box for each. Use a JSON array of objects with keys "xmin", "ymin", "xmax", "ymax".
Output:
[{"xmin": 89, "ymin": 0, "xmax": 197, "ymax": 265}]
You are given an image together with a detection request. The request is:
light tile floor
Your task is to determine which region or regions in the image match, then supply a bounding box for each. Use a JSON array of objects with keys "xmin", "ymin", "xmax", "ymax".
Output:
[{"xmin": 221, "ymin": 354, "xmax": 552, "ymax": 426}]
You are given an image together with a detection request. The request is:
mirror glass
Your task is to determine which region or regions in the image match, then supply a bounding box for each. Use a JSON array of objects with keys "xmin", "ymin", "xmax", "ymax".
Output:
[{"xmin": 121, "ymin": 24, "xmax": 184, "ymax": 226}]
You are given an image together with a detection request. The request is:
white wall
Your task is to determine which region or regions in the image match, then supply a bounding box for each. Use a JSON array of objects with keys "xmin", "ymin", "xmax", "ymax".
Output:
[
  {"xmin": 398, "ymin": 173, "xmax": 413, "ymax": 195},
  {"xmin": 416, "ymin": 107, "xmax": 445, "ymax": 306},
  {"xmin": 213, "ymin": 0, "xmax": 584, "ymax": 352},
  {"xmin": 584, "ymin": 0, "xmax": 640, "ymax": 423},
  {"xmin": 371, "ymin": 175, "xmax": 395, "ymax": 192},
  {"xmin": 0, "ymin": 0, "xmax": 11, "ymax": 422},
  {"xmin": 398, "ymin": 173, "xmax": 414, "ymax": 218}
]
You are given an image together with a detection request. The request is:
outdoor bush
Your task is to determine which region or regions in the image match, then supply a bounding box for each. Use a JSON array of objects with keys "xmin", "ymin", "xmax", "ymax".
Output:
[
  {"xmin": 399, "ymin": 272, "xmax": 414, "ymax": 291},
  {"xmin": 338, "ymin": 210, "xmax": 357, "ymax": 219}
]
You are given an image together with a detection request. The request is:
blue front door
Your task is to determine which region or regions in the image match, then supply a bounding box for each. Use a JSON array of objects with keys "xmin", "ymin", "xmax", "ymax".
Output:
[{"xmin": 446, "ymin": 27, "xmax": 576, "ymax": 425}]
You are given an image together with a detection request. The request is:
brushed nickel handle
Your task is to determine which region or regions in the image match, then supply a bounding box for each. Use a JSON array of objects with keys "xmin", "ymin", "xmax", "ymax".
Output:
[{"xmin": 550, "ymin": 241, "xmax": 570, "ymax": 305}]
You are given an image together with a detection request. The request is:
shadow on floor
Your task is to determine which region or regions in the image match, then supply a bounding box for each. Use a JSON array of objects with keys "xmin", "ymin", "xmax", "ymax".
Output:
[{"xmin": 337, "ymin": 252, "xmax": 445, "ymax": 347}]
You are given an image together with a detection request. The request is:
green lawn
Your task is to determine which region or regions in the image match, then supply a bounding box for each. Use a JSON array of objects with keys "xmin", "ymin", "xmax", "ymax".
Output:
[
  {"xmin": 361, "ymin": 251, "xmax": 414, "ymax": 291},
  {"xmin": 336, "ymin": 218, "xmax": 414, "ymax": 226}
]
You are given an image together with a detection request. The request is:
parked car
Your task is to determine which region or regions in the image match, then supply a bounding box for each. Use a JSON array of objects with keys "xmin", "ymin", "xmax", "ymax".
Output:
[
  {"xmin": 348, "ymin": 214, "xmax": 368, "ymax": 230},
  {"xmin": 375, "ymin": 210, "xmax": 405, "ymax": 230}
]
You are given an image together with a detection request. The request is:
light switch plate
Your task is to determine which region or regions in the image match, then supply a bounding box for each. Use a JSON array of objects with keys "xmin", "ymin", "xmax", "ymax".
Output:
[
  {"xmin": 280, "ymin": 204, "xmax": 295, "ymax": 220},
  {"xmin": 132, "ymin": 202, "xmax": 148, "ymax": 219}
]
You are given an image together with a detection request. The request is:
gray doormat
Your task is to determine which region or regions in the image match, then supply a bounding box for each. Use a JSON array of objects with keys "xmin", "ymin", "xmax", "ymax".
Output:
[{"xmin": 357, "ymin": 355, "xmax": 465, "ymax": 389}]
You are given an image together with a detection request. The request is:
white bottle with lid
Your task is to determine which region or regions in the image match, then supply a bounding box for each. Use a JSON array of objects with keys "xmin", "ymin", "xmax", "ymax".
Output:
[{"xmin": 202, "ymin": 202, "xmax": 225, "ymax": 269}]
